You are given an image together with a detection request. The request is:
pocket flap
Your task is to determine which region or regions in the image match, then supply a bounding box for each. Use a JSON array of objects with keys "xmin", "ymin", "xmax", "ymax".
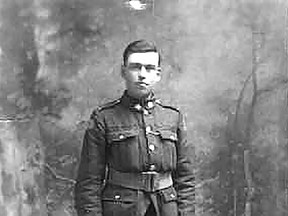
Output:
[
  {"xmin": 102, "ymin": 186, "xmax": 136, "ymax": 202},
  {"xmin": 107, "ymin": 129, "xmax": 139, "ymax": 142},
  {"xmin": 102, "ymin": 194, "xmax": 135, "ymax": 203},
  {"xmin": 161, "ymin": 187, "xmax": 177, "ymax": 203},
  {"xmin": 158, "ymin": 129, "xmax": 178, "ymax": 142}
]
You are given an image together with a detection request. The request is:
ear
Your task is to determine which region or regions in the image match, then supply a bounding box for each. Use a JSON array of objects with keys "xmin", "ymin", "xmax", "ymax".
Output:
[
  {"xmin": 154, "ymin": 69, "xmax": 161, "ymax": 82},
  {"xmin": 155, "ymin": 73, "xmax": 161, "ymax": 83},
  {"xmin": 121, "ymin": 65, "xmax": 126, "ymax": 78}
]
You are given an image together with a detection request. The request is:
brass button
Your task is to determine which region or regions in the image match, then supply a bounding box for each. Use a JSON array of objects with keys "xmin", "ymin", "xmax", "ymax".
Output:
[
  {"xmin": 149, "ymin": 144, "xmax": 155, "ymax": 151},
  {"xmin": 149, "ymin": 164, "xmax": 156, "ymax": 171},
  {"xmin": 169, "ymin": 135, "xmax": 175, "ymax": 140},
  {"xmin": 146, "ymin": 126, "xmax": 152, "ymax": 132},
  {"xmin": 147, "ymin": 101, "xmax": 154, "ymax": 109},
  {"xmin": 119, "ymin": 134, "xmax": 125, "ymax": 139},
  {"xmin": 170, "ymin": 194, "xmax": 175, "ymax": 198}
]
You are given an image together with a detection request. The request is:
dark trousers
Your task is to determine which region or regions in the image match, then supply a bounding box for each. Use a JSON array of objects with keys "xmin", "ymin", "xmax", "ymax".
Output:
[
  {"xmin": 102, "ymin": 184, "xmax": 178, "ymax": 216},
  {"xmin": 145, "ymin": 203, "xmax": 157, "ymax": 216}
]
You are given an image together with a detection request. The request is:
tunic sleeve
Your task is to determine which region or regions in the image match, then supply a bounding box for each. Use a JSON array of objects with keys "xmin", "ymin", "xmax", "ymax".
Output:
[
  {"xmin": 173, "ymin": 112, "xmax": 195, "ymax": 216},
  {"xmin": 74, "ymin": 109, "xmax": 107, "ymax": 216}
]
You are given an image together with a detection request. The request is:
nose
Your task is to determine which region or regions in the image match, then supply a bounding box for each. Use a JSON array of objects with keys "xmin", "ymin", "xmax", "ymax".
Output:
[{"xmin": 138, "ymin": 65, "xmax": 148, "ymax": 78}]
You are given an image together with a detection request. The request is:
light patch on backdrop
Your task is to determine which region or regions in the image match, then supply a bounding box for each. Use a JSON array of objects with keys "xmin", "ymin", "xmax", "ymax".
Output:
[
  {"xmin": 124, "ymin": 0, "xmax": 154, "ymax": 11},
  {"xmin": 125, "ymin": 0, "xmax": 147, "ymax": 10}
]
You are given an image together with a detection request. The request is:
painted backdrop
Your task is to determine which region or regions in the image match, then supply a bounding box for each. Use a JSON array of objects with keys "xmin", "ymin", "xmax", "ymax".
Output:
[{"xmin": 0, "ymin": 0, "xmax": 288, "ymax": 215}]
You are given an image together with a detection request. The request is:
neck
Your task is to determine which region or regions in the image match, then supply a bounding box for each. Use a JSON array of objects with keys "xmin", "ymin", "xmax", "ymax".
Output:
[{"xmin": 126, "ymin": 89, "xmax": 151, "ymax": 100}]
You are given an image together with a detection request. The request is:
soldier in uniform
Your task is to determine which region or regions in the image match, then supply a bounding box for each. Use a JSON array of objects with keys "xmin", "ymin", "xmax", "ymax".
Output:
[{"xmin": 74, "ymin": 40, "xmax": 195, "ymax": 216}]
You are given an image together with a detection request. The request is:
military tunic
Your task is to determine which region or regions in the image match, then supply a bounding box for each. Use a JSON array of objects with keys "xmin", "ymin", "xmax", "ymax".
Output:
[{"xmin": 74, "ymin": 91, "xmax": 195, "ymax": 216}]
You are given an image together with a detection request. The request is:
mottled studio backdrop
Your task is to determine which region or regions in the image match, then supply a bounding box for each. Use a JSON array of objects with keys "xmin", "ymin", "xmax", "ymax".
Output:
[{"xmin": 0, "ymin": 0, "xmax": 288, "ymax": 215}]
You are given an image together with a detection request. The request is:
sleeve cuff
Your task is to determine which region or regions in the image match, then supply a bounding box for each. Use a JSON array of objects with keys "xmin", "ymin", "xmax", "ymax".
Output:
[{"xmin": 178, "ymin": 210, "xmax": 195, "ymax": 216}]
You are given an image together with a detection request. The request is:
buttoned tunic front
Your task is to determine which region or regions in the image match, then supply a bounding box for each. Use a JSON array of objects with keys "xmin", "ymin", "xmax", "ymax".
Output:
[{"xmin": 74, "ymin": 91, "xmax": 195, "ymax": 216}]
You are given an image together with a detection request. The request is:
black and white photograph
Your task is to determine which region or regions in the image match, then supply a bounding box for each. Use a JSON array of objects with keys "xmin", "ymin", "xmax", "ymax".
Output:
[{"xmin": 0, "ymin": 0, "xmax": 288, "ymax": 216}]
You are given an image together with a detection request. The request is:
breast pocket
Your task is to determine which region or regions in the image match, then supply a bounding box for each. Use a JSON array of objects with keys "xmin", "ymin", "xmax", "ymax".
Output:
[
  {"xmin": 157, "ymin": 129, "xmax": 178, "ymax": 170},
  {"xmin": 107, "ymin": 128, "xmax": 140, "ymax": 170}
]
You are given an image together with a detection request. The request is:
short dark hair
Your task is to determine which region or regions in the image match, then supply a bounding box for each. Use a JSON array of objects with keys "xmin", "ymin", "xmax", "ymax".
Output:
[{"xmin": 122, "ymin": 40, "xmax": 161, "ymax": 66}]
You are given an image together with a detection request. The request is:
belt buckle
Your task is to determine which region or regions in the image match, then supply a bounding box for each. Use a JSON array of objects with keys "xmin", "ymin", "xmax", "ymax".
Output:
[{"xmin": 141, "ymin": 171, "xmax": 158, "ymax": 192}]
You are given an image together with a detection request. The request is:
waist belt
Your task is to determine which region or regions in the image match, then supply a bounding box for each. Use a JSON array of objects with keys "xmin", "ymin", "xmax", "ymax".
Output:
[{"xmin": 107, "ymin": 168, "xmax": 173, "ymax": 192}]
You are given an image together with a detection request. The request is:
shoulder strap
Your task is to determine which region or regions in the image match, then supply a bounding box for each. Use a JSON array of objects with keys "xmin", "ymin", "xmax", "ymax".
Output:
[
  {"xmin": 155, "ymin": 99, "xmax": 180, "ymax": 112},
  {"xmin": 98, "ymin": 99, "xmax": 121, "ymax": 111}
]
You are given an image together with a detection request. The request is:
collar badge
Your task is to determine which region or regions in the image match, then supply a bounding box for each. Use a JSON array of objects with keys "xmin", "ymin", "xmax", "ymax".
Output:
[{"xmin": 134, "ymin": 104, "xmax": 142, "ymax": 111}]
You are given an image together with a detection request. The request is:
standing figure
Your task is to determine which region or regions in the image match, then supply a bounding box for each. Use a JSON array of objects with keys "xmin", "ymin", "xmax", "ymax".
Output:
[{"xmin": 74, "ymin": 40, "xmax": 195, "ymax": 216}]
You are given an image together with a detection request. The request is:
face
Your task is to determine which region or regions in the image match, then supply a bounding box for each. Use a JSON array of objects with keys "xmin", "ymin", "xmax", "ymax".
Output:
[{"xmin": 122, "ymin": 52, "xmax": 161, "ymax": 98}]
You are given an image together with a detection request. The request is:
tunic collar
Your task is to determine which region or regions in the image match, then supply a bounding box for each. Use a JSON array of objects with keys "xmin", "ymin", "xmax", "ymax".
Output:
[{"xmin": 120, "ymin": 90, "xmax": 156, "ymax": 112}]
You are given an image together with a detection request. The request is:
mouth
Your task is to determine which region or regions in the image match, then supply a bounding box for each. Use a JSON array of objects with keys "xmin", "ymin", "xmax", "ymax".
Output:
[{"xmin": 136, "ymin": 82, "xmax": 149, "ymax": 88}]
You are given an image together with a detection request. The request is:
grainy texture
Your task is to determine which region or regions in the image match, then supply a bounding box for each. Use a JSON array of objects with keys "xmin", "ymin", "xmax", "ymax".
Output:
[{"xmin": 0, "ymin": 0, "xmax": 288, "ymax": 215}]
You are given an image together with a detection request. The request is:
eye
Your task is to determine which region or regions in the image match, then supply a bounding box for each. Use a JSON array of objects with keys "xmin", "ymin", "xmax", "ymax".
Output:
[
  {"xmin": 127, "ymin": 63, "xmax": 142, "ymax": 70},
  {"xmin": 145, "ymin": 65, "xmax": 157, "ymax": 71}
]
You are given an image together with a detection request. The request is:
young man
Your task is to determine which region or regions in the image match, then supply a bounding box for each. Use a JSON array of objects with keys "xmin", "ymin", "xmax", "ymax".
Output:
[{"xmin": 74, "ymin": 40, "xmax": 195, "ymax": 216}]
